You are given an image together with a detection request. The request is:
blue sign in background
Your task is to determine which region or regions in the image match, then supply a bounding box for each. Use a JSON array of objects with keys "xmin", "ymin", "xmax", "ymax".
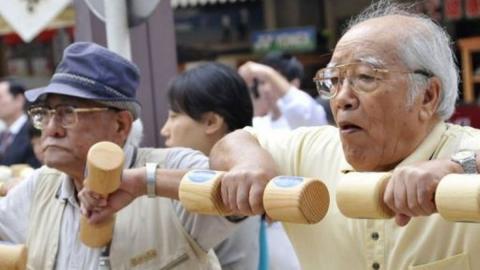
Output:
[{"xmin": 251, "ymin": 26, "xmax": 317, "ymax": 53}]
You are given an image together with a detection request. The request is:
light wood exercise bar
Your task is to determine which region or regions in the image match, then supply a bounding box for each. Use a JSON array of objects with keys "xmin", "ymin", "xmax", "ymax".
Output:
[
  {"xmin": 336, "ymin": 172, "xmax": 480, "ymax": 222},
  {"xmin": 179, "ymin": 170, "xmax": 330, "ymax": 224},
  {"xmin": 80, "ymin": 141, "xmax": 124, "ymax": 248}
]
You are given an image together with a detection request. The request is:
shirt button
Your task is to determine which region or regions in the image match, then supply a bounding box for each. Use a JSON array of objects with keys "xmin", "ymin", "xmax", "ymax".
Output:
[
  {"xmin": 372, "ymin": 262, "xmax": 380, "ymax": 269},
  {"xmin": 371, "ymin": 232, "xmax": 379, "ymax": 240}
]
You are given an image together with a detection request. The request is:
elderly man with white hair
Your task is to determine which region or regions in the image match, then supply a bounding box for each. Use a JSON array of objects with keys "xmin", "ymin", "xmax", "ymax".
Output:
[{"xmin": 207, "ymin": 1, "xmax": 480, "ymax": 269}]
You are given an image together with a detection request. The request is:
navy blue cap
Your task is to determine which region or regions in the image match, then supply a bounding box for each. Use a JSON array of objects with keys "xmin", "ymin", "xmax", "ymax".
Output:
[{"xmin": 25, "ymin": 42, "xmax": 141, "ymax": 119}]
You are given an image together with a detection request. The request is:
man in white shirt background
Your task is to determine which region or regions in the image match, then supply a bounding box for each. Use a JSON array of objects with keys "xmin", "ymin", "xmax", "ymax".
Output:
[{"xmin": 240, "ymin": 52, "xmax": 328, "ymax": 131}]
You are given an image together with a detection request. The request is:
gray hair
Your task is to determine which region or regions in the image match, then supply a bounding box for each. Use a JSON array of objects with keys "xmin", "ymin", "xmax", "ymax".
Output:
[
  {"xmin": 345, "ymin": 0, "xmax": 458, "ymax": 120},
  {"xmin": 126, "ymin": 119, "xmax": 144, "ymax": 147}
]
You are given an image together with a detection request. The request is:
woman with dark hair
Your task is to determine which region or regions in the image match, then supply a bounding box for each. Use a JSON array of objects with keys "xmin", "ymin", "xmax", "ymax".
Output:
[
  {"xmin": 162, "ymin": 62, "xmax": 253, "ymax": 155},
  {"xmin": 161, "ymin": 62, "xmax": 261, "ymax": 270}
]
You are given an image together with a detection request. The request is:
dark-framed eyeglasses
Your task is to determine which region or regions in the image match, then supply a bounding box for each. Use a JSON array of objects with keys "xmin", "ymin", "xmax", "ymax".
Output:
[
  {"xmin": 313, "ymin": 62, "xmax": 433, "ymax": 99},
  {"xmin": 27, "ymin": 105, "xmax": 110, "ymax": 130}
]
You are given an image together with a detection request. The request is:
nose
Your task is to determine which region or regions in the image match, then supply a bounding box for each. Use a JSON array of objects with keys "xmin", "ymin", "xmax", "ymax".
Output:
[
  {"xmin": 331, "ymin": 78, "xmax": 359, "ymax": 111},
  {"xmin": 42, "ymin": 114, "xmax": 66, "ymax": 138},
  {"xmin": 160, "ymin": 120, "xmax": 170, "ymax": 138}
]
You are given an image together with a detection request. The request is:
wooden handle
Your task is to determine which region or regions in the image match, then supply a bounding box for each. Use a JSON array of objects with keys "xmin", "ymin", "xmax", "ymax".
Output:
[
  {"xmin": 10, "ymin": 164, "xmax": 32, "ymax": 178},
  {"xmin": 336, "ymin": 172, "xmax": 394, "ymax": 219},
  {"xmin": 179, "ymin": 170, "xmax": 231, "ymax": 215},
  {"xmin": 436, "ymin": 174, "xmax": 480, "ymax": 222},
  {"xmin": 80, "ymin": 141, "xmax": 124, "ymax": 248},
  {"xmin": 0, "ymin": 244, "xmax": 27, "ymax": 270},
  {"xmin": 179, "ymin": 170, "xmax": 330, "ymax": 224},
  {"xmin": 263, "ymin": 176, "xmax": 329, "ymax": 224}
]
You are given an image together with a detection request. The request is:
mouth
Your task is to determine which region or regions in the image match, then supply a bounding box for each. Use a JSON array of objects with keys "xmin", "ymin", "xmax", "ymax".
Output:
[
  {"xmin": 338, "ymin": 121, "xmax": 363, "ymax": 134},
  {"xmin": 44, "ymin": 145, "xmax": 67, "ymax": 151}
]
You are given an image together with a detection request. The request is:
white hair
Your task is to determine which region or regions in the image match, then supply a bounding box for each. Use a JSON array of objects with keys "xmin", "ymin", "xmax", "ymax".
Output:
[
  {"xmin": 346, "ymin": 0, "xmax": 459, "ymax": 120},
  {"xmin": 126, "ymin": 119, "xmax": 144, "ymax": 147}
]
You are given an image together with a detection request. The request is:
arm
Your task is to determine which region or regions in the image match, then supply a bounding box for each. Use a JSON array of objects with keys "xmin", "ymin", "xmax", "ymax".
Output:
[
  {"xmin": 210, "ymin": 129, "xmax": 279, "ymax": 215},
  {"xmin": 0, "ymin": 170, "xmax": 38, "ymax": 243},
  {"xmin": 238, "ymin": 61, "xmax": 290, "ymax": 97},
  {"xmin": 80, "ymin": 147, "xmax": 255, "ymax": 251},
  {"xmin": 79, "ymin": 167, "xmax": 188, "ymax": 223}
]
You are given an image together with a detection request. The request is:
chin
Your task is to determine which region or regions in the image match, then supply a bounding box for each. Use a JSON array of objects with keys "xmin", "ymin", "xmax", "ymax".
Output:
[{"xmin": 344, "ymin": 147, "xmax": 375, "ymax": 172}]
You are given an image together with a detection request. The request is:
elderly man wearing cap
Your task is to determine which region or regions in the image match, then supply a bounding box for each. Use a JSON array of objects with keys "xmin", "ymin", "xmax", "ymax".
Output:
[{"xmin": 0, "ymin": 42, "xmax": 241, "ymax": 269}]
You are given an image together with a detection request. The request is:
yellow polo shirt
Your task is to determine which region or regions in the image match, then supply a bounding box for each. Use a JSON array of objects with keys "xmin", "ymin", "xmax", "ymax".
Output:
[{"xmin": 248, "ymin": 122, "xmax": 480, "ymax": 270}]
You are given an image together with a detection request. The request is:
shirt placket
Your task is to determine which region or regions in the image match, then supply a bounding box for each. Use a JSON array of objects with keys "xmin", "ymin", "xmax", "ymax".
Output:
[{"xmin": 365, "ymin": 219, "xmax": 386, "ymax": 270}]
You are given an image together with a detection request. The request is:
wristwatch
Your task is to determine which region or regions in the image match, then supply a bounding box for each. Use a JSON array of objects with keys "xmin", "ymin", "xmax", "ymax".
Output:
[
  {"xmin": 146, "ymin": 163, "xmax": 158, "ymax": 197},
  {"xmin": 451, "ymin": 150, "xmax": 478, "ymax": 174}
]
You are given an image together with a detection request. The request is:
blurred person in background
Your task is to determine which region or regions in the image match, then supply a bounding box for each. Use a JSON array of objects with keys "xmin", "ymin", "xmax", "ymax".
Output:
[
  {"xmin": 241, "ymin": 52, "xmax": 328, "ymax": 131},
  {"xmin": 0, "ymin": 79, "xmax": 41, "ymax": 168},
  {"xmin": 161, "ymin": 62, "xmax": 261, "ymax": 270}
]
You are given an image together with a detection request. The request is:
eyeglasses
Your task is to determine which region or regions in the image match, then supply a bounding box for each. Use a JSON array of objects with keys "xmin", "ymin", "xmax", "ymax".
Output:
[
  {"xmin": 27, "ymin": 105, "xmax": 110, "ymax": 130},
  {"xmin": 313, "ymin": 62, "xmax": 433, "ymax": 99}
]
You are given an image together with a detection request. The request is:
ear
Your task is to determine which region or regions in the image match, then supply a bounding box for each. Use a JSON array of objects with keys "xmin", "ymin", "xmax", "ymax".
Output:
[
  {"xmin": 115, "ymin": 110, "xmax": 134, "ymax": 144},
  {"xmin": 202, "ymin": 112, "xmax": 226, "ymax": 136},
  {"xmin": 418, "ymin": 77, "xmax": 441, "ymax": 122}
]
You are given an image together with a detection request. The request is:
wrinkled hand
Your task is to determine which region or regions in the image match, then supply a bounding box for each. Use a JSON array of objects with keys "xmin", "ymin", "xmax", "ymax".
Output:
[
  {"xmin": 79, "ymin": 168, "xmax": 146, "ymax": 224},
  {"xmin": 220, "ymin": 167, "xmax": 275, "ymax": 216},
  {"xmin": 384, "ymin": 158, "xmax": 462, "ymax": 226}
]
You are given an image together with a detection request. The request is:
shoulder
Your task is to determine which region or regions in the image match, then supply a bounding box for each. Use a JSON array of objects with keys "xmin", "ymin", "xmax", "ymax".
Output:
[
  {"xmin": 136, "ymin": 147, "xmax": 208, "ymax": 170},
  {"xmin": 164, "ymin": 147, "xmax": 209, "ymax": 170}
]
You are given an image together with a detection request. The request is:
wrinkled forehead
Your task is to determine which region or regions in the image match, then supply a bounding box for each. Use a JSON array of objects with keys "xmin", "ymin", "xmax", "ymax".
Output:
[{"xmin": 329, "ymin": 38, "xmax": 402, "ymax": 69}]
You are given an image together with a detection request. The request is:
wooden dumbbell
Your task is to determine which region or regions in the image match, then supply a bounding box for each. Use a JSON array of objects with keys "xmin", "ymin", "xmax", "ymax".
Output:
[
  {"xmin": 179, "ymin": 170, "xmax": 329, "ymax": 224},
  {"xmin": 435, "ymin": 174, "xmax": 480, "ymax": 222},
  {"xmin": 0, "ymin": 244, "xmax": 27, "ymax": 270},
  {"xmin": 10, "ymin": 164, "xmax": 33, "ymax": 178},
  {"xmin": 80, "ymin": 141, "xmax": 124, "ymax": 248},
  {"xmin": 336, "ymin": 172, "xmax": 394, "ymax": 219},
  {"xmin": 337, "ymin": 172, "xmax": 480, "ymax": 222}
]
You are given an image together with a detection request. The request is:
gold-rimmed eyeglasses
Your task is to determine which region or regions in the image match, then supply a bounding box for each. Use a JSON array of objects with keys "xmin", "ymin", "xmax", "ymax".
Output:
[
  {"xmin": 313, "ymin": 62, "xmax": 433, "ymax": 99},
  {"xmin": 27, "ymin": 105, "xmax": 110, "ymax": 130}
]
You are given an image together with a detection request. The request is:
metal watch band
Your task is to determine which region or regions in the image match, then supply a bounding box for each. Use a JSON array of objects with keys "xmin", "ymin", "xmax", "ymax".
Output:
[
  {"xmin": 146, "ymin": 162, "xmax": 158, "ymax": 197},
  {"xmin": 451, "ymin": 150, "xmax": 478, "ymax": 174}
]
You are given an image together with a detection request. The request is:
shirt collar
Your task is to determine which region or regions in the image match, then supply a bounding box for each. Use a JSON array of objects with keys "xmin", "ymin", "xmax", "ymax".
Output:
[
  {"xmin": 8, "ymin": 114, "xmax": 27, "ymax": 134},
  {"xmin": 340, "ymin": 121, "xmax": 446, "ymax": 173}
]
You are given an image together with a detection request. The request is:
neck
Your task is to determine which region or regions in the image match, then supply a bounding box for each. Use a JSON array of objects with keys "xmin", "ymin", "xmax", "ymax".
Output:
[
  {"xmin": 5, "ymin": 111, "xmax": 22, "ymax": 127},
  {"xmin": 67, "ymin": 169, "xmax": 85, "ymax": 195}
]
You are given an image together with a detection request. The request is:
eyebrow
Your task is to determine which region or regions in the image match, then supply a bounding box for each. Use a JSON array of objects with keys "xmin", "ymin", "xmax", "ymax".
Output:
[{"xmin": 327, "ymin": 56, "xmax": 386, "ymax": 68}]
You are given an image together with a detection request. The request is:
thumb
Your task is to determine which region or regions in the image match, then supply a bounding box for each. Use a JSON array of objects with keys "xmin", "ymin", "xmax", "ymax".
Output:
[
  {"xmin": 88, "ymin": 207, "xmax": 115, "ymax": 224},
  {"xmin": 395, "ymin": 214, "xmax": 411, "ymax": 226}
]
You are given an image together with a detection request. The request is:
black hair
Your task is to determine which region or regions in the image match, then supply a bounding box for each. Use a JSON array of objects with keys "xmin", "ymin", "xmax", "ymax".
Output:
[
  {"xmin": 2, "ymin": 78, "xmax": 26, "ymax": 97},
  {"xmin": 167, "ymin": 62, "xmax": 253, "ymax": 131},
  {"xmin": 261, "ymin": 51, "xmax": 304, "ymax": 81}
]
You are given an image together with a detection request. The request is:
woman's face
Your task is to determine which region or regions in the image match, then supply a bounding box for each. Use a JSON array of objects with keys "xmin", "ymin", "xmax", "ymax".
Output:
[{"xmin": 161, "ymin": 110, "xmax": 211, "ymax": 153}]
